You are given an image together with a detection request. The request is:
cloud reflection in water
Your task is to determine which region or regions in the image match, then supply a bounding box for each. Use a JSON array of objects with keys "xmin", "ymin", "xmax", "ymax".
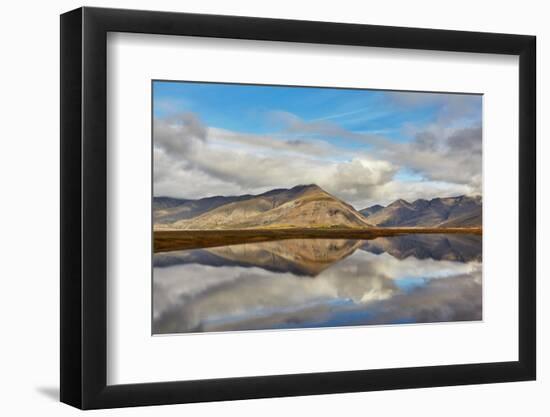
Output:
[{"xmin": 153, "ymin": 234, "xmax": 482, "ymax": 334}]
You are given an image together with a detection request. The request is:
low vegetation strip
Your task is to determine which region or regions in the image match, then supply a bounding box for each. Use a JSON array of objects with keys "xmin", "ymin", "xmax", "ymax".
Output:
[{"xmin": 153, "ymin": 227, "xmax": 482, "ymax": 253}]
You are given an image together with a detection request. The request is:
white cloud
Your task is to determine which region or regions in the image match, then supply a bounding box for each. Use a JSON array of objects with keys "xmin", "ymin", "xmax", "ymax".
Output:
[
  {"xmin": 153, "ymin": 114, "xmax": 402, "ymax": 207},
  {"xmin": 153, "ymin": 110, "xmax": 482, "ymax": 208}
]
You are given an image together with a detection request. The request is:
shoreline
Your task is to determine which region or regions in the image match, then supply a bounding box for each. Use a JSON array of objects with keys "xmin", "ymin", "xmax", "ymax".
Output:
[{"xmin": 153, "ymin": 227, "xmax": 482, "ymax": 253}]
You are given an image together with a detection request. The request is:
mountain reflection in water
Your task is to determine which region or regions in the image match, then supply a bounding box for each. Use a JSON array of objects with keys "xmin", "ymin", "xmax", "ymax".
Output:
[{"xmin": 153, "ymin": 234, "xmax": 482, "ymax": 334}]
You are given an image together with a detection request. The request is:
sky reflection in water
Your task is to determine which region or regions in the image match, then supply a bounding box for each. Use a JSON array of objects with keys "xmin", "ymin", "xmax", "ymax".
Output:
[{"xmin": 153, "ymin": 234, "xmax": 482, "ymax": 334}]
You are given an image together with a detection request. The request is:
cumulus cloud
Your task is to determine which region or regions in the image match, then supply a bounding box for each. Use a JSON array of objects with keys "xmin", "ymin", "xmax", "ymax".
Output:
[
  {"xmin": 266, "ymin": 111, "xmax": 482, "ymax": 202},
  {"xmin": 269, "ymin": 110, "xmax": 482, "ymax": 189},
  {"xmin": 153, "ymin": 103, "xmax": 482, "ymax": 208},
  {"xmin": 153, "ymin": 113, "xmax": 403, "ymax": 206},
  {"xmin": 153, "ymin": 112, "xmax": 206, "ymax": 155},
  {"xmin": 389, "ymin": 125, "xmax": 482, "ymax": 190}
]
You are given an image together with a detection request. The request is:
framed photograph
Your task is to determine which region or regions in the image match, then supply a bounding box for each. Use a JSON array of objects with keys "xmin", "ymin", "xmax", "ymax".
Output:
[{"xmin": 60, "ymin": 6, "xmax": 536, "ymax": 409}]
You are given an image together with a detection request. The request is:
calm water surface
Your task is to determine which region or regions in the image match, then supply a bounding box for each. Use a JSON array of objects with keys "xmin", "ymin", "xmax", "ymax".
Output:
[{"xmin": 153, "ymin": 234, "xmax": 482, "ymax": 334}]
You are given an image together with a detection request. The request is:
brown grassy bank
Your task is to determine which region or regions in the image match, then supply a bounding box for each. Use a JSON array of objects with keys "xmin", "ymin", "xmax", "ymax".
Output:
[{"xmin": 153, "ymin": 227, "xmax": 482, "ymax": 253}]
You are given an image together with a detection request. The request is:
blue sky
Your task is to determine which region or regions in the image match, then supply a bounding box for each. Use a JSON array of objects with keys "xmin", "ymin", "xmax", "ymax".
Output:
[
  {"xmin": 152, "ymin": 80, "xmax": 482, "ymax": 207},
  {"xmin": 154, "ymin": 81, "xmax": 481, "ymax": 144}
]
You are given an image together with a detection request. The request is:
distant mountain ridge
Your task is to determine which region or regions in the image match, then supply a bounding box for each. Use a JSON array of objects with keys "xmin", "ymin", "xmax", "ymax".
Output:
[
  {"xmin": 154, "ymin": 185, "xmax": 481, "ymax": 230},
  {"xmin": 154, "ymin": 184, "xmax": 371, "ymax": 230},
  {"xmin": 154, "ymin": 194, "xmax": 255, "ymax": 224},
  {"xmin": 359, "ymin": 204, "xmax": 384, "ymax": 217},
  {"xmin": 360, "ymin": 195, "xmax": 482, "ymax": 227}
]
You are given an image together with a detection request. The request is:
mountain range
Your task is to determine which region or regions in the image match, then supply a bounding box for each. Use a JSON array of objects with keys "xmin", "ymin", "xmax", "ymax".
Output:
[
  {"xmin": 154, "ymin": 184, "xmax": 370, "ymax": 230},
  {"xmin": 359, "ymin": 195, "xmax": 482, "ymax": 227},
  {"xmin": 154, "ymin": 184, "xmax": 481, "ymax": 230}
]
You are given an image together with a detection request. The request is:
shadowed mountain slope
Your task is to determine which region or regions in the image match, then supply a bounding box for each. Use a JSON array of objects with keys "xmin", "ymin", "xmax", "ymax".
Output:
[
  {"xmin": 359, "ymin": 204, "xmax": 384, "ymax": 217},
  {"xmin": 360, "ymin": 195, "xmax": 481, "ymax": 227}
]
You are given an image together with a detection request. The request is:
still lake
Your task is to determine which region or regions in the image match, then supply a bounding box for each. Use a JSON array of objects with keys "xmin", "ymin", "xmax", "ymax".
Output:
[{"xmin": 153, "ymin": 234, "xmax": 482, "ymax": 334}]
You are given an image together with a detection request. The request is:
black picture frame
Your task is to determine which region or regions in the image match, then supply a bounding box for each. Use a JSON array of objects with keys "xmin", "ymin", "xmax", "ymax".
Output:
[{"xmin": 60, "ymin": 6, "xmax": 536, "ymax": 410}]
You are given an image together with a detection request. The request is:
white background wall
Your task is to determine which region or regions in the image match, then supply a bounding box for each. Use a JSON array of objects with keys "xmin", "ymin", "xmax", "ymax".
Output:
[{"xmin": 0, "ymin": 0, "xmax": 545, "ymax": 415}]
